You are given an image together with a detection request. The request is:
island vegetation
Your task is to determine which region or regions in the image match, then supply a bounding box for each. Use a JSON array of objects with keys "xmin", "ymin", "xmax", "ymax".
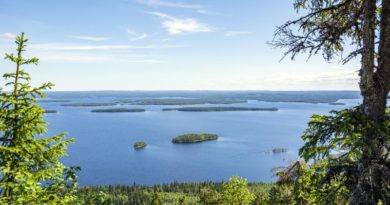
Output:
[
  {"xmin": 44, "ymin": 110, "xmax": 57, "ymax": 113},
  {"xmin": 163, "ymin": 107, "xmax": 278, "ymax": 112},
  {"xmin": 61, "ymin": 102, "xmax": 117, "ymax": 107},
  {"xmin": 328, "ymin": 102, "xmax": 346, "ymax": 106},
  {"xmin": 38, "ymin": 99, "xmax": 72, "ymax": 103},
  {"xmin": 117, "ymin": 98, "xmax": 247, "ymax": 105},
  {"xmin": 91, "ymin": 108, "xmax": 145, "ymax": 113},
  {"xmin": 272, "ymin": 148, "xmax": 287, "ymax": 153},
  {"xmin": 134, "ymin": 141, "xmax": 147, "ymax": 149},
  {"xmin": 172, "ymin": 133, "xmax": 218, "ymax": 144}
]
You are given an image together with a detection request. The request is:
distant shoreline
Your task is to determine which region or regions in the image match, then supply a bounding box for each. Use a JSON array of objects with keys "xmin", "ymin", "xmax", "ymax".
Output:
[
  {"xmin": 91, "ymin": 108, "xmax": 146, "ymax": 113},
  {"xmin": 163, "ymin": 107, "xmax": 278, "ymax": 112},
  {"xmin": 39, "ymin": 91, "xmax": 362, "ymax": 104}
]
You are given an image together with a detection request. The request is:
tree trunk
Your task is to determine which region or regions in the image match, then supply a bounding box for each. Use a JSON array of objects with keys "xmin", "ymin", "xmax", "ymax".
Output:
[
  {"xmin": 377, "ymin": 0, "xmax": 390, "ymax": 98},
  {"xmin": 375, "ymin": 1, "xmax": 390, "ymax": 202},
  {"xmin": 359, "ymin": 0, "xmax": 378, "ymax": 122},
  {"xmin": 351, "ymin": 0, "xmax": 390, "ymax": 204}
]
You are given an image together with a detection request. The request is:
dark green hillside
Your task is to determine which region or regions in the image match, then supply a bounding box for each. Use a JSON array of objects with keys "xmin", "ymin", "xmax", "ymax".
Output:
[{"xmin": 77, "ymin": 181, "xmax": 274, "ymax": 205}]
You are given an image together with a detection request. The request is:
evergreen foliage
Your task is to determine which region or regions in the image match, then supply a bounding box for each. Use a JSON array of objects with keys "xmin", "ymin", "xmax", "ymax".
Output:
[
  {"xmin": 271, "ymin": 107, "xmax": 390, "ymax": 204},
  {"xmin": 298, "ymin": 106, "xmax": 390, "ymax": 203},
  {"xmin": 172, "ymin": 134, "xmax": 218, "ymax": 144},
  {"xmin": 0, "ymin": 33, "xmax": 78, "ymax": 204},
  {"xmin": 272, "ymin": 0, "xmax": 390, "ymax": 203},
  {"xmin": 222, "ymin": 176, "xmax": 255, "ymax": 205},
  {"xmin": 77, "ymin": 180, "xmax": 272, "ymax": 205}
]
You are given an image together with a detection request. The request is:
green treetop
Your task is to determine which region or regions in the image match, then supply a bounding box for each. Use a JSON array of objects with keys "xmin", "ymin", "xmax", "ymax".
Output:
[{"xmin": 222, "ymin": 176, "xmax": 255, "ymax": 205}]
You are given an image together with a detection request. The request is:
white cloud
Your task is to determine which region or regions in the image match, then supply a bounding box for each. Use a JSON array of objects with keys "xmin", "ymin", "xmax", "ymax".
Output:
[
  {"xmin": 150, "ymin": 12, "xmax": 215, "ymax": 35},
  {"xmin": 68, "ymin": 35, "xmax": 109, "ymax": 41},
  {"xmin": 135, "ymin": 0, "xmax": 202, "ymax": 9},
  {"xmin": 278, "ymin": 70, "xmax": 358, "ymax": 84},
  {"xmin": 225, "ymin": 31, "xmax": 253, "ymax": 37},
  {"xmin": 126, "ymin": 29, "xmax": 148, "ymax": 41},
  {"xmin": 196, "ymin": 9, "xmax": 221, "ymax": 15},
  {"xmin": 40, "ymin": 54, "xmax": 163, "ymax": 63},
  {"xmin": 216, "ymin": 69, "xmax": 359, "ymax": 90},
  {"xmin": 159, "ymin": 38, "xmax": 171, "ymax": 42},
  {"xmin": 16, "ymin": 42, "xmax": 182, "ymax": 64},
  {"xmin": 29, "ymin": 43, "xmax": 184, "ymax": 51},
  {"xmin": 22, "ymin": 48, "xmax": 165, "ymax": 64},
  {"xmin": 135, "ymin": 0, "xmax": 220, "ymax": 16},
  {"xmin": 0, "ymin": 32, "xmax": 17, "ymax": 40}
]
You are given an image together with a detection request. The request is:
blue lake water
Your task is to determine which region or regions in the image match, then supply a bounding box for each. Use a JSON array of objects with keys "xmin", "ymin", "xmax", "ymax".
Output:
[{"xmin": 39, "ymin": 91, "xmax": 362, "ymax": 186}]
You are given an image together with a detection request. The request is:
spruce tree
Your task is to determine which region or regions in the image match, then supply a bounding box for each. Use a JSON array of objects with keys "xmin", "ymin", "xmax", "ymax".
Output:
[
  {"xmin": 272, "ymin": 0, "xmax": 390, "ymax": 203},
  {"xmin": 222, "ymin": 176, "xmax": 255, "ymax": 205},
  {"xmin": 151, "ymin": 192, "xmax": 162, "ymax": 205},
  {"xmin": 0, "ymin": 33, "xmax": 78, "ymax": 204}
]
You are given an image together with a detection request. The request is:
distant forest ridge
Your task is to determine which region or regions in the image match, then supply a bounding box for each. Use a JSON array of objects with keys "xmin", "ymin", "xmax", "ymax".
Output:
[{"xmin": 43, "ymin": 91, "xmax": 361, "ymax": 104}]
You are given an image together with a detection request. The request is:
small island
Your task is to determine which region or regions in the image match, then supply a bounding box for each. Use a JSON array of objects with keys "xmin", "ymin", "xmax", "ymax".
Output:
[
  {"xmin": 328, "ymin": 102, "xmax": 346, "ymax": 106},
  {"xmin": 61, "ymin": 102, "xmax": 117, "ymax": 107},
  {"xmin": 272, "ymin": 148, "xmax": 288, "ymax": 153},
  {"xmin": 134, "ymin": 141, "xmax": 147, "ymax": 149},
  {"xmin": 44, "ymin": 110, "xmax": 57, "ymax": 113},
  {"xmin": 91, "ymin": 108, "xmax": 145, "ymax": 113},
  {"xmin": 38, "ymin": 100, "xmax": 72, "ymax": 103},
  {"xmin": 172, "ymin": 133, "xmax": 218, "ymax": 144},
  {"xmin": 163, "ymin": 107, "xmax": 278, "ymax": 112}
]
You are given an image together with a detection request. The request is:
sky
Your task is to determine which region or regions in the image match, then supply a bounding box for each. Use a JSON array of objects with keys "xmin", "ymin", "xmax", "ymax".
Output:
[{"xmin": 0, "ymin": 0, "xmax": 360, "ymax": 91}]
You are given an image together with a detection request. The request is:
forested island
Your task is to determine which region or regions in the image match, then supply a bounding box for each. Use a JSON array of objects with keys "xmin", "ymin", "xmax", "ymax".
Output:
[
  {"xmin": 91, "ymin": 108, "xmax": 146, "ymax": 113},
  {"xmin": 38, "ymin": 99, "xmax": 72, "ymax": 103},
  {"xmin": 117, "ymin": 98, "xmax": 247, "ymax": 105},
  {"xmin": 172, "ymin": 133, "xmax": 218, "ymax": 143},
  {"xmin": 163, "ymin": 107, "xmax": 278, "ymax": 112},
  {"xmin": 44, "ymin": 110, "xmax": 57, "ymax": 113},
  {"xmin": 272, "ymin": 148, "xmax": 287, "ymax": 153},
  {"xmin": 133, "ymin": 141, "xmax": 147, "ymax": 149},
  {"xmin": 328, "ymin": 102, "xmax": 346, "ymax": 105},
  {"xmin": 61, "ymin": 102, "xmax": 117, "ymax": 107}
]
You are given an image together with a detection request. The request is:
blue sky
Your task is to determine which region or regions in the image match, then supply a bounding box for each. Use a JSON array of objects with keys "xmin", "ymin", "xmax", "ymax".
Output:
[{"xmin": 0, "ymin": 0, "xmax": 359, "ymax": 91}]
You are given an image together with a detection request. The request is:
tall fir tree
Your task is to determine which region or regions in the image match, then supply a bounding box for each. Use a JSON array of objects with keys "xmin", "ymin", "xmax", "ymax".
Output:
[{"xmin": 0, "ymin": 33, "xmax": 78, "ymax": 204}]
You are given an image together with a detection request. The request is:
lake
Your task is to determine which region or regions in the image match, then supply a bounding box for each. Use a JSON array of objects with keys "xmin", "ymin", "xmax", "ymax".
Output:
[{"xmin": 39, "ymin": 91, "xmax": 362, "ymax": 186}]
